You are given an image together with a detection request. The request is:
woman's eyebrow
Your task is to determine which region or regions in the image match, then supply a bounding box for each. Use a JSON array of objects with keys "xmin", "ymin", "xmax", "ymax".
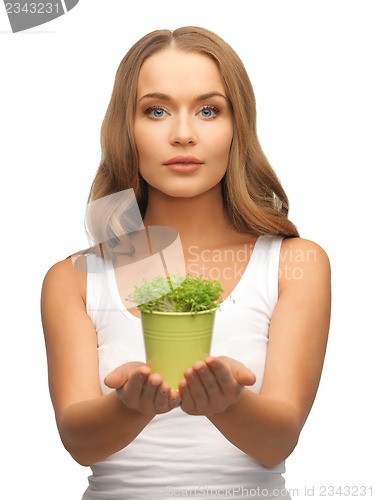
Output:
[{"xmin": 138, "ymin": 91, "xmax": 227, "ymax": 102}]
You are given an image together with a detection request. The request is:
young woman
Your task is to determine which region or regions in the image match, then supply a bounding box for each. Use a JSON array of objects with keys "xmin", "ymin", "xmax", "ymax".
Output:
[{"xmin": 41, "ymin": 27, "xmax": 331, "ymax": 499}]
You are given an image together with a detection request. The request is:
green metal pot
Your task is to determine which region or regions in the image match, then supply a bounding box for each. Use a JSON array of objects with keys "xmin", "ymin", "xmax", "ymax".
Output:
[{"xmin": 141, "ymin": 309, "xmax": 217, "ymax": 391}]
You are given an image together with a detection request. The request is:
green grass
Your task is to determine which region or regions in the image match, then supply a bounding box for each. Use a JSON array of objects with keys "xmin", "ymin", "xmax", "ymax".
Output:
[{"xmin": 130, "ymin": 274, "xmax": 223, "ymax": 314}]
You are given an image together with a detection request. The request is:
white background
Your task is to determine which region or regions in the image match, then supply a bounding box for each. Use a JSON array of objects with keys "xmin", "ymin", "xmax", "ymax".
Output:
[{"xmin": 1, "ymin": 1, "xmax": 375, "ymax": 498}]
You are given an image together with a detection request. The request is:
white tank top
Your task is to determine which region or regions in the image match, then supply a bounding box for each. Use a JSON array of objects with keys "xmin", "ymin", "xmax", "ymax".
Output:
[{"xmin": 83, "ymin": 235, "xmax": 290, "ymax": 500}]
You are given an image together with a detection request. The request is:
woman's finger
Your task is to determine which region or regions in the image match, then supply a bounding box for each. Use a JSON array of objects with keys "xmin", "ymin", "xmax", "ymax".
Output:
[
  {"xmin": 210, "ymin": 357, "xmax": 256, "ymax": 387},
  {"xmin": 194, "ymin": 361, "xmax": 222, "ymax": 398},
  {"xmin": 153, "ymin": 381, "xmax": 171, "ymax": 414},
  {"xmin": 104, "ymin": 362, "xmax": 148, "ymax": 389},
  {"xmin": 178, "ymin": 379, "xmax": 196, "ymax": 414}
]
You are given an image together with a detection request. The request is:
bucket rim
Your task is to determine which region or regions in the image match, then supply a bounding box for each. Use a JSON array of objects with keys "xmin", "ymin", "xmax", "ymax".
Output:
[{"xmin": 140, "ymin": 307, "xmax": 218, "ymax": 317}]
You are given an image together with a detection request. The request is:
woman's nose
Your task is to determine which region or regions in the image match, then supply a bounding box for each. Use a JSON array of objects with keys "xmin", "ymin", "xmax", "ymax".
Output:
[{"xmin": 169, "ymin": 115, "xmax": 197, "ymax": 145}]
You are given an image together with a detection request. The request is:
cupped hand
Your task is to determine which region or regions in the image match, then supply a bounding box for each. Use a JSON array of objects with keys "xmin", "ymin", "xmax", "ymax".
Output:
[
  {"xmin": 178, "ymin": 356, "xmax": 256, "ymax": 416},
  {"xmin": 104, "ymin": 362, "xmax": 181, "ymax": 416}
]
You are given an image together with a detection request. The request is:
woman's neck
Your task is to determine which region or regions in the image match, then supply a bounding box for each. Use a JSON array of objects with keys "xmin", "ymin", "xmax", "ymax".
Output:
[{"xmin": 143, "ymin": 185, "xmax": 239, "ymax": 247}]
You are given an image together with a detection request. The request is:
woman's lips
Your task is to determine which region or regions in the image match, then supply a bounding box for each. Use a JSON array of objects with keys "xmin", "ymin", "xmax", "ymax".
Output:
[{"xmin": 163, "ymin": 156, "xmax": 203, "ymax": 173}]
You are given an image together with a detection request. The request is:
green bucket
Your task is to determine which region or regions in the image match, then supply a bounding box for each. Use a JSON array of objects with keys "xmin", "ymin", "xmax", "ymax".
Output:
[{"xmin": 141, "ymin": 309, "xmax": 217, "ymax": 391}]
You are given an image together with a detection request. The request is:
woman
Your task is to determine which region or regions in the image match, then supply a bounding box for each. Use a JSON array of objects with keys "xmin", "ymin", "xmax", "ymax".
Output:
[{"xmin": 41, "ymin": 27, "xmax": 331, "ymax": 499}]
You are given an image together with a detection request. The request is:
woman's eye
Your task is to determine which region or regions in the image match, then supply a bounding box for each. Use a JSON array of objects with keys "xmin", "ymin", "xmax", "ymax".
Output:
[
  {"xmin": 145, "ymin": 106, "xmax": 167, "ymax": 119},
  {"xmin": 198, "ymin": 106, "xmax": 220, "ymax": 119}
]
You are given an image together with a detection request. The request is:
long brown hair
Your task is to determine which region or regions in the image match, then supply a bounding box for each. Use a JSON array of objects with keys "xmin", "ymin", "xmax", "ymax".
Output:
[{"xmin": 89, "ymin": 26, "xmax": 299, "ymax": 238}]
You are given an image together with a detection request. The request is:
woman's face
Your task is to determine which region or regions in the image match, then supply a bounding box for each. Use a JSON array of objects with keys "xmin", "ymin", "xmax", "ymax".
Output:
[{"xmin": 134, "ymin": 48, "xmax": 233, "ymax": 199}]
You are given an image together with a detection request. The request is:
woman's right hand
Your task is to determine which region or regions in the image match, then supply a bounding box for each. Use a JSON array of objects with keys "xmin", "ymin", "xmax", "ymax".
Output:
[{"xmin": 104, "ymin": 362, "xmax": 181, "ymax": 416}]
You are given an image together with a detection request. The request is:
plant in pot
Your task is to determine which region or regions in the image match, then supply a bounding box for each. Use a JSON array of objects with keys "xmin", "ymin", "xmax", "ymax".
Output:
[{"xmin": 130, "ymin": 274, "xmax": 223, "ymax": 390}]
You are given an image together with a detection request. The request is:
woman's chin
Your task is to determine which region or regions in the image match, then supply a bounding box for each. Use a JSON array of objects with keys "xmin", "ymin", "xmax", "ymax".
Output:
[{"xmin": 147, "ymin": 179, "xmax": 223, "ymax": 201}]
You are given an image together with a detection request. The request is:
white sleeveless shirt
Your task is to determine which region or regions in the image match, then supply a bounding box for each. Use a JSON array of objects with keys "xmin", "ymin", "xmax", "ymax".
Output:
[{"xmin": 83, "ymin": 235, "xmax": 290, "ymax": 500}]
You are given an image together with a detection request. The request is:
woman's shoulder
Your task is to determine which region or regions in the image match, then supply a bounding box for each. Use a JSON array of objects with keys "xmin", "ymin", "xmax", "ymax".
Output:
[
  {"xmin": 43, "ymin": 256, "xmax": 83, "ymax": 281},
  {"xmin": 279, "ymin": 237, "xmax": 331, "ymax": 290},
  {"xmin": 280, "ymin": 236, "xmax": 330, "ymax": 265},
  {"xmin": 42, "ymin": 256, "xmax": 86, "ymax": 303}
]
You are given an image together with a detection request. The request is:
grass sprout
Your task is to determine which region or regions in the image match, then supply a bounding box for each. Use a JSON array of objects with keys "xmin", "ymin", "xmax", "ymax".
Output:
[{"xmin": 130, "ymin": 274, "xmax": 223, "ymax": 314}]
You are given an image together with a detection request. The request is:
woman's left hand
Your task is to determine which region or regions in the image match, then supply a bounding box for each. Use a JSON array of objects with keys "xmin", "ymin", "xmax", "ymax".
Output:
[{"xmin": 178, "ymin": 356, "xmax": 256, "ymax": 416}]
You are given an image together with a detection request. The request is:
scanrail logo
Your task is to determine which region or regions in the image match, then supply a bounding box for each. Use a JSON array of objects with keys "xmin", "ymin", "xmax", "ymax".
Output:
[{"xmin": 4, "ymin": 0, "xmax": 79, "ymax": 32}]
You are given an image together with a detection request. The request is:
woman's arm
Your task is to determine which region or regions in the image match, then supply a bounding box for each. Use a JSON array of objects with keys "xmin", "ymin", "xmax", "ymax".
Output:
[
  {"xmin": 178, "ymin": 238, "xmax": 331, "ymax": 467},
  {"xmin": 41, "ymin": 258, "xmax": 180, "ymax": 467}
]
